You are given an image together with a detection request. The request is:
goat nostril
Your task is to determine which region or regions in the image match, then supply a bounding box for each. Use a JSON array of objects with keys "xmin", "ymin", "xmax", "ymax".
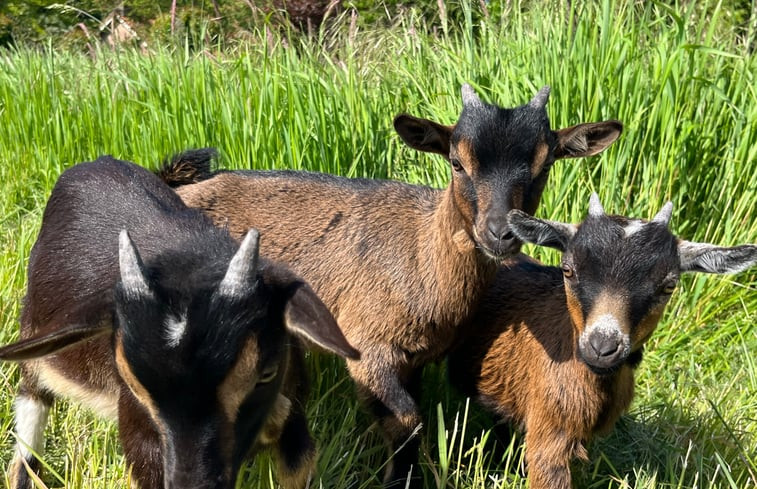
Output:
[
  {"xmin": 487, "ymin": 222, "xmax": 512, "ymax": 241},
  {"xmin": 589, "ymin": 335, "xmax": 619, "ymax": 357}
]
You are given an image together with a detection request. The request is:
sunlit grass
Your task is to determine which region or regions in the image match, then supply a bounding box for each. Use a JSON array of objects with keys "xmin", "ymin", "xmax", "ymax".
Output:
[{"xmin": 0, "ymin": 0, "xmax": 755, "ymax": 487}]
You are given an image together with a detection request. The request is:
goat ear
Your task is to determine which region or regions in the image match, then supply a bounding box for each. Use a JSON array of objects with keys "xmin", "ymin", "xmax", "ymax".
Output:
[
  {"xmin": 678, "ymin": 242, "xmax": 757, "ymax": 274},
  {"xmin": 218, "ymin": 229, "xmax": 260, "ymax": 297},
  {"xmin": 283, "ymin": 284, "xmax": 360, "ymax": 360},
  {"xmin": 393, "ymin": 114, "xmax": 453, "ymax": 157},
  {"xmin": 0, "ymin": 323, "xmax": 111, "ymax": 362},
  {"xmin": 119, "ymin": 230, "xmax": 152, "ymax": 299},
  {"xmin": 507, "ymin": 210, "xmax": 577, "ymax": 252},
  {"xmin": 554, "ymin": 120, "xmax": 623, "ymax": 159}
]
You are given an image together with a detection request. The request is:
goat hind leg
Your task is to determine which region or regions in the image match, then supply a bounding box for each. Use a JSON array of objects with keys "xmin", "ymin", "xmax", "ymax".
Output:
[{"xmin": 8, "ymin": 374, "xmax": 54, "ymax": 489}]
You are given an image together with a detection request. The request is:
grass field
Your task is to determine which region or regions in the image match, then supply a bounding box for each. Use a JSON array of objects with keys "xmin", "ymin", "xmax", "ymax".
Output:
[{"xmin": 0, "ymin": 0, "xmax": 755, "ymax": 487}]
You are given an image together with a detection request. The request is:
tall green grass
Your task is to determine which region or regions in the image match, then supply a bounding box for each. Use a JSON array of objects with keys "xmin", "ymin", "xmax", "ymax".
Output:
[{"xmin": 0, "ymin": 0, "xmax": 755, "ymax": 487}]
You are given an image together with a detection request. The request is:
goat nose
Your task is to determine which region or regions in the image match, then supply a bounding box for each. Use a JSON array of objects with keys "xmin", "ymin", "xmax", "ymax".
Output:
[
  {"xmin": 589, "ymin": 334, "xmax": 620, "ymax": 357},
  {"xmin": 487, "ymin": 220, "xmax": 512, "ymax": 241}
]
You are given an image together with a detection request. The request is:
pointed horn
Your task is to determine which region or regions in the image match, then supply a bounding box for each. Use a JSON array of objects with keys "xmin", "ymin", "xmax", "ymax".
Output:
[
  {"xmin": 218, "ymin": 229, "xmax": 260, "ymax": 297},
  {"xmin": 652, "ymin": 201, "xmax": 673, "ymax": 226},
  {"xmin": 528, "ymin": 86, "xmax": 551, "ymax": 109},
  {"xmin": 588, "ymin": 192, "xmax": 605, "ymax": 217},
  {"xmin": 461, "ymin": 83, "xmax": 483, "ymax": 108},
  {"xmin": 118, "ymin": 230, "xmax": 152, "ymax": 299}
]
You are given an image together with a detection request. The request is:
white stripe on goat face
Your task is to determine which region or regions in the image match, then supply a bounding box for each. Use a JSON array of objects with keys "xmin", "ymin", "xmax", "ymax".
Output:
[
  {"xmin": 164, "ymin": 312, "xmax": 188, "ymax": 348},
  {"xmin": 622, "ymin": 219, "xmax": 646, "ymax": 237}
]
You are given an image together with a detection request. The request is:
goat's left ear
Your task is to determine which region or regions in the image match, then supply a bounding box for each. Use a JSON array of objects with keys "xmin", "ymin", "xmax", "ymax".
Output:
[
  {"xmin": 507, "ymin": 210, "xmax": 577, "ymax": 252},
  {"xmin": 0, "ymin": 323, "xmax": 111, "ymax": 362},
  {"xmin": 283, "ymin": 283, "xmax": 360, "ymax": 360},
  {"xmin": 678, "ymin": 242, "xmax": 757, "ymax": 274},
  {"xmin": 554, "ymin": 120, "xmax": 623, "ymax": 159}
]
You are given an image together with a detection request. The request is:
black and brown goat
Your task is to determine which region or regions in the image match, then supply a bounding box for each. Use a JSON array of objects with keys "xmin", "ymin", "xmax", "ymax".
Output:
[
  {"xmin": 448, "ymin": 194, "xmax": 757, "ymax": 489},
  {"xmin": 0, "ymin": 156, "xmax": 358, "ymax": 489},
  {"xmin": 159, "ymin": 85, "xmax": 622, "ymax": 486}
]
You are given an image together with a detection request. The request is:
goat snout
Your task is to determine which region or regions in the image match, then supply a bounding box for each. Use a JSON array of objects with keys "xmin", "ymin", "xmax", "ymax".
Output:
[
  {"xmin": 578, "ymin": 315, "xmax": 630, "ymax": 373},
  {"xmin": 478, "ymin": 218, "xmax": 522, "ymax": 259}
]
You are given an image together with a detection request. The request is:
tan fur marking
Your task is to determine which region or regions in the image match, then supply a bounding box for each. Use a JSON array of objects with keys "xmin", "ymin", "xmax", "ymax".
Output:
[
  {"xmin": 276, "ymin": 446, "xmax": 315, "ymax": 489},
  {"xmin": 256, "ymin": 394, "xmax": 292, "ymax": 445},
  {"xmin": 531, "ymin": 140, "xmax": 549, "ymax": 178},
  {"xmin": 564, "ymin": 284, "xmax": 585, "ymax": 334},
  {"xmin": 455, "ymin": 138, "xmax": 479, "ymax": 172},
  {"xmin": 114, "ymin": 339, "xmax": 161, "ymax": 427},
  {"xmin": 217, "ymin": 338, "xmax": 260, "ymax": 423},
  {"xmin": 633, "ymin": 302, "xmax": 666, "ymax": 348},
  {"xmin": 585, "ymin": 291, "xmax": 630, "ymax": 334},
  {"xmin": 36, "ymin": 362, "xmax": 119, "ymax": 419}
]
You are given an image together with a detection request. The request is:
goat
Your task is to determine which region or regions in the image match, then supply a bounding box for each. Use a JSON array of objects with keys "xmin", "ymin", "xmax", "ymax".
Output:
[
  {"xmin": 0, "ymin": 156, "xmax": 359, "ymax": 489},
  {"xmin": 158, "ymin": 85, "xmax": 623, "ymax": 487},
  {"xmin": 448, "ymin": 194, "xmax": 757, "ymax": 489}
]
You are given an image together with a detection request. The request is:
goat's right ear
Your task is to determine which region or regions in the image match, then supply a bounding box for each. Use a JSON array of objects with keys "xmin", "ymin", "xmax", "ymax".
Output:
[
  {"xmin": 393, "ymin": 114, "xmax": 453, "ymax": 157},
  {"xmin": 283, "ymin": 284, "xmax": 360, "ymax": 360},
  {"xmin": 0, "ymin": 323, "xmax": 111, "ymax": 362},
  {"xmin": 507, "ymin": 210, "xmax": 577, "ymax": 252}
]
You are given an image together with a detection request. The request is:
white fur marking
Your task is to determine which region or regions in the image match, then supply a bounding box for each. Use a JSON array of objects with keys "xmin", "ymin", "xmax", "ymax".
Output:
[
  {"xmin": 623, "ymin": 219, "xmax": 646, "ymax": 237},
  {"xmin": 165, "ymin": 314, "xmax": 188, "ymax": 348},
  {"xmin": 14, "ymin": 396, "xmax": 49, "ymax": 460},
  {"xmin": 587, "ymin": 313, "xmax": 622, "ymax": 337}
]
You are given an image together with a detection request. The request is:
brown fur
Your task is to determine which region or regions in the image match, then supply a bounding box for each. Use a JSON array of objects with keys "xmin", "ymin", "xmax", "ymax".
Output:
[
  {"xmin": 449, "ymin": 262, "xmax": 646, "ymax": 489},
  {"xmin": 161, "ymin": 89, "xmax": 622, "ymax": 486}
]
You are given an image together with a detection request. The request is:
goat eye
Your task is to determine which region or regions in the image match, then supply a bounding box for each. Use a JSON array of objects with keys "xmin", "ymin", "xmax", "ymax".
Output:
[
  {"xmin": 450, "ymin": 158, "xmax": 464, "ymax": 172},
  {"xmin": 661, "ymin": 280, "xmax": 677, "ymax": 295},
  {"xmin": 257, "ymin": 367, "xmax": 278, "ymax": 384},
  {"xmin": 561, "ymin": 264, "xmax": 575, "ymax": 279}
]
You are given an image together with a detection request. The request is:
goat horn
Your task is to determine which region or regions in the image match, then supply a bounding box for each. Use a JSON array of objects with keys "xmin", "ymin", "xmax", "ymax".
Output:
[
  {"xmin": 461, "ymin": 83, "xmax": 484, "ymax": 108},
  {"xmin": 118, "ymin": 230, "xmax": 152, "ymax": 299},
  {"xmin": 218, "ymin": 229, "xmax": 260, "ymax": 297},
  {"xmin": 652, "ymin": 201, "xmax": 674, "ymax": 226},
  {"xmin": 588, "ymin": 192, "xmax": 605, "ymax": 217},
  {"xmin": 528, "ymin": 86, "xmax": 550, "ymax": 109}
]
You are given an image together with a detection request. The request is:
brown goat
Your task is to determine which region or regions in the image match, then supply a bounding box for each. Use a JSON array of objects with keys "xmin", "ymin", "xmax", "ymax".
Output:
[
  {"xmin": 448, "ymin": 194, "xmax": 757, "ymax": 489},
  {"xmin": 0, "ymin": 156, "xmax": 358, "ymax": 489},
  {"xmin": 159, "ymin": 85, "xmax": 622, "ymax": 487}
]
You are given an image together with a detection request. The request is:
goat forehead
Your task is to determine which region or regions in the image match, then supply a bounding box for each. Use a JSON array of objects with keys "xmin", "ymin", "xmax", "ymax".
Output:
[
  {"xmin": 120, "ymin": 306, "xmax": 283, "ymax": 398},
  {"xmin": 455, "ymin": 105, "xmax": 550, "ymax": 168},
  {"xmin": 567, "ymin": 217, "xmax": 679, "ymax": 309}
]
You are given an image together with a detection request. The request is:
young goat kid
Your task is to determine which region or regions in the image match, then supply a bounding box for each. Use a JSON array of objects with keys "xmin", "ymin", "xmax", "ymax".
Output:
[
  {"xmin": 448, "ymin": 194, "xmax": 757, "ymax": 489},
  {"xmin": 0, "ymin": 157, "xmax": 358, "ymax": 489},
  {"xmin": 160, "ymin": 85, "xmax": 622, "ymax": 486}
]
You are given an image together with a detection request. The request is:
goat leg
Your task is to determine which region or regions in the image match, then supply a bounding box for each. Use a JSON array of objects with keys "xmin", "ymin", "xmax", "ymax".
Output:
[
  {"xmin": 8, "ymin": 373, "xmax": 53, "ymax": 489},
  {"xmin": 350, "ymin": 357, "xmax": 423, "ymax": 489},
  {"xmin": 524, "ymin": 425, "xmax": 574, "ymax": 489}
]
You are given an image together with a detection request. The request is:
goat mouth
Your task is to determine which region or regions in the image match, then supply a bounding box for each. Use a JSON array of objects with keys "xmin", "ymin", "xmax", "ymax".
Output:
[
  {"xmin": 472, "ymin": 231, "xmax": 521, "ymax": 261},
  {"xmin": 578, "ymin": 350, "xmax": 627, "ymax": 376}
]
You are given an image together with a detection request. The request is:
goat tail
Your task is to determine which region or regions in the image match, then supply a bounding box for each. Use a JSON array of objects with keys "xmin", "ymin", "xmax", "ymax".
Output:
[{"xmin": 156, "ymin": 148, "xmax": 218, "ymax": 187}]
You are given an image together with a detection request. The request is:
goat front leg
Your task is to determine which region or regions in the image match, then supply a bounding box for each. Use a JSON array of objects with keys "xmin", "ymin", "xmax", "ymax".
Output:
[
  {"xmin": 117, "ymin": 387, "xmax": 164, "ymax": 489},
  {"xmin": 349, "ymin": 355, "xmax": 423, "ymax": 489},
  {"xmin": 523, "ymin": 422, "xmax": 577, "ymax": 489},
  {"xmin": 8, "ymin": 374, "xmax": 54, "ymax": 489}
]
